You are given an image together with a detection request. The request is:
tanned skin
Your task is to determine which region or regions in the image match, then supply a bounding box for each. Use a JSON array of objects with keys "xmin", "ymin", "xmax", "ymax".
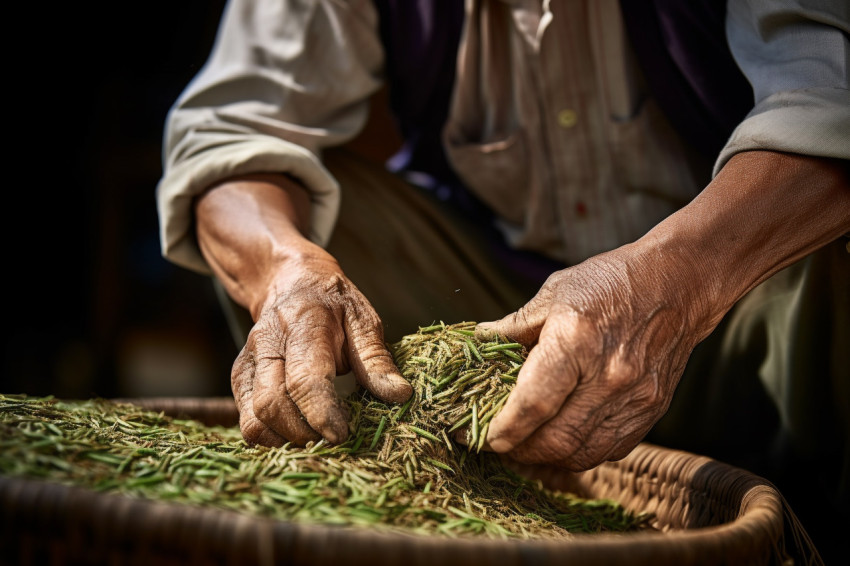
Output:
[{"xmin": 195, "ymin": 151, "xmax": 849, "ymax": 471}]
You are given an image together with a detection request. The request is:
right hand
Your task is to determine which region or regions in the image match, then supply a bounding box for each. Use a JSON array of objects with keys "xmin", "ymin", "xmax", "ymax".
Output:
[{"xmin": 233, "ymin": 253, "xmax": 413, "ymax": 447}]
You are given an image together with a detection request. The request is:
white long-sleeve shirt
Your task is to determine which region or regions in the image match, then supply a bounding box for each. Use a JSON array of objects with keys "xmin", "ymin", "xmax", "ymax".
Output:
[{"xmin": 157, "ymin": 0, "xmax": 850, "ymax": 275}]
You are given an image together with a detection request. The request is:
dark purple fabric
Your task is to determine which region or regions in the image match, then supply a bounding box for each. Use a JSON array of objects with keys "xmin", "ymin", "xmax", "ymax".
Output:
[
  {"xmin": 373, "ymin": 0, "xmax": 565, "ymax": 288},
  {"xmin": 619, "ymin": 0, "xmax": 754, "ymax": 159},
  {"xmin": 373, "ymin": 0, "xmax": 465, "ymax": 187}
]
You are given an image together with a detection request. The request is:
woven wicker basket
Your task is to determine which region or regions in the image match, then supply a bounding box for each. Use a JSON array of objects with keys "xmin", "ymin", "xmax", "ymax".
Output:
[{"xmin": 0, "ymin": 397, "xmax": 820, "ymax": 566}]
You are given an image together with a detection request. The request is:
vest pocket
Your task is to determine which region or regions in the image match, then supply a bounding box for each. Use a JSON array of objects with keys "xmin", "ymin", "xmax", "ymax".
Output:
[{"xmin": 443, "ymin": 130, "xmax": 530, "ymax": 225}]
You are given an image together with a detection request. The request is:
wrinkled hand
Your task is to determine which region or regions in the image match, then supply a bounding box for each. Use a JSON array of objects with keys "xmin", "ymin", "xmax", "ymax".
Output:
[
  {"xmin": 232, "ymin": 257, "xmax": 412, "ymax": 447},
  {"xmin": 479, "ymin": 245, "xmax": 715, "ymax": 471}
]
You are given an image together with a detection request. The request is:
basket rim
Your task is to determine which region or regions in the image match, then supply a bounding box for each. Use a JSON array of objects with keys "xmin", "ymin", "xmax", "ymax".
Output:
[
  {"xmin": 0, "ymin": 465, "xmax": 786, "ymax": 566},
  {"xmin": 1, "ymin": 395, "xmax": 806, "ymax": 565}
]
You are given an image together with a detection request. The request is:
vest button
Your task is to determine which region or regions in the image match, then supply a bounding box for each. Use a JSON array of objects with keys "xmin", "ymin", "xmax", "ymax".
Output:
[{"xmin": 557, "ymin": 109, "xmax": 578, "ymax": 128}]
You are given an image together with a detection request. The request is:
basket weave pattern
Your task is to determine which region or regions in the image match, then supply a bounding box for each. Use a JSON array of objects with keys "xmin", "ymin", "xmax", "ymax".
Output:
[{"xmin": 0, "ymin": 397, "xmax": 819, "ymax": 566}]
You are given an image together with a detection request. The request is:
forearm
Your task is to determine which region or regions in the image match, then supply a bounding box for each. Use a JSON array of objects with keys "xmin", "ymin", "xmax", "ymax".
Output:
[
  {"xmin": 640, "ymin": 150, "xmax": 849, "ymax": 335},
  {"xmin": 195, "ymin": 173, "xmax": 334, "ymax": 319}
]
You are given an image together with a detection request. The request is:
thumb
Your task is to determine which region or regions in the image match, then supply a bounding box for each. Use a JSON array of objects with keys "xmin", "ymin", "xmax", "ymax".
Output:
[{"xmin": 486, "ymin": 309, "xmax": 582, "ymax": 454}]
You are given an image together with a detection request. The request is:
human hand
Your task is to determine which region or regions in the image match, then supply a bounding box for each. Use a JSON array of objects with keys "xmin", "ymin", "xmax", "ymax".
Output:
[
  {"xmin": 478, "ymin": 244, "xmax": 716, "ymax": 471},
  {"xmin": 232, "ymin": 255, "xmax": 413, "ymax": 447}
]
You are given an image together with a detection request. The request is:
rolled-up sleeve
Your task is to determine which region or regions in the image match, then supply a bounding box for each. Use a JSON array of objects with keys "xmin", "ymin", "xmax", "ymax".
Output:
[
  {"xmin": 715, "ymin": 0, "xmax": 850, "ymax": 175},
  {"xmin": 157, "ymin": 0, "xmax": 384, "ymax": 274}
]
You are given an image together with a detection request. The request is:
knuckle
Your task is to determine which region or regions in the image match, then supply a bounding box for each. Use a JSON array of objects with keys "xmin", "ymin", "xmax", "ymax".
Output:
[
  {"xmin": 355, "ymin": 342, "xmax": 393, "ymax": 366},
  {"xmin": 614, "ymin": 364, "xmax": 666, "ymax": 408},
  {"xmin": 286, "ymin": 374, "xmax": 313, "ymax": 405},
  {"xmin": 515, "ymin": 303, "xmax": 547, "ymax": 332},
  {"xmin": 604, "ymin": 353, "xmax": 638, "ymax": 391},
  {"xmin": 244, "ymin": 326, "xmax": 285, "ymax": 366},
  {"xmin": 348, "ymin": 294, "xmax": 380, "ymax": 322},
  {"xmin": 539, "ymin": 271, "xmax": 559, "ymax": 287},
  {"xmin": 286, "ymin": 359, "xmax": 333, "ymax": 399},
  {"xmin": 321, "ymin": 273, "xmax": 348, "ymax": 300},
  {"xmin": 643, "ymin": 377, "xmax": 667, "ymax": 407},
  {"xmin": 231, "ymin": 366, "xmax": 255, "ymax": 410},
  {"xmin": 255, "ymin": 301, "xmax": 287, "ymax": 332},
  {"xmin": 296, "ymin": 393, "xmax": 332, "ymax": 420},
  {"xmin": 231, "ymin": 348, "xmax": 255, "ymax": 382},
  {"xmin": 252, "ymin": 390, "xmax": 278, "ymax": 424},
  {"xmin": 239, "ymin": 415, "xmax": 266, "ymax": 446},
  {"xmin": 539, "ymin": 309, "xmax": 585, "ymax": 347},
  {"xmin": 286, "ymin": 376, "xmax": 337, "ymax": 417}
]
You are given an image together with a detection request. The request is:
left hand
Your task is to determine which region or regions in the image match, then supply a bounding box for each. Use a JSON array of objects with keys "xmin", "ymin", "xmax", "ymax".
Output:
[
  {"xmin": 479, "ymin": 151, "xmax": 850, "ymax": 472},
  {"xmin": 478, "ymin": 242, "xmax": 716, "ymax": 471}
]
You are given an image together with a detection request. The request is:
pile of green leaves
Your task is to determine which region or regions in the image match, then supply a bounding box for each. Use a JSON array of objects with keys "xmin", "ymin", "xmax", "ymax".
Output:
[{"xmin": 0, "ymin": 322, "xmax": 653, "ymax": 539}]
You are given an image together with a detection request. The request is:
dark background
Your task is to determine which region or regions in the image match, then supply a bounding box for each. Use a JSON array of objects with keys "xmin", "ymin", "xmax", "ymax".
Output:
[{"xmin": 4, "ymin": 1, "xmax": 236, "ymax": 400}]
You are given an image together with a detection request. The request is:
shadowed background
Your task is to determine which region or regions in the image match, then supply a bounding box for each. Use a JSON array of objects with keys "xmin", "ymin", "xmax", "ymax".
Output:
[
  {"xmin": 3, "ymin": 1, "xmax": 402, "ymax": 402},
  {"xmin": 2, "ymin": 3, "xmax": 842, "ymax": 562},
  {"xmin": 4, "ymin": 2, "xmax": 236, "ymax": 400}
]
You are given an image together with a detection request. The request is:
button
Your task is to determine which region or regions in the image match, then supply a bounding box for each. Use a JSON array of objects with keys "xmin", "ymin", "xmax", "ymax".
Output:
[
  {"xmin": 557, "ymin": 109, "xmax": 577, "ymax": 128},
  {"xmin": 575, "ymin": 201, "xmax": 588, "ymax": 217}
]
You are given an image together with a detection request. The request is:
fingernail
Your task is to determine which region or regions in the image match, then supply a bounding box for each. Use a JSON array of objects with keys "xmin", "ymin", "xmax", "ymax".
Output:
[
  {"xmin": 323, "ymin": 425, "xmax": 346, "ymax": 445},
  {"xmin": 386, "ymin": 373, "xmax": 413, "ymax": 402},
  {"xmin": 388, "ymin": 370, "xmax": 407, "ymax": 384}
]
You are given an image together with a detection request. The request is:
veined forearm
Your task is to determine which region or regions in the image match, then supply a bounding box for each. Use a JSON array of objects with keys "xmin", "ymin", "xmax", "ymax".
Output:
[{"xmin": 641, "ymin": 150, "xmax": 849, "ymax": 334}]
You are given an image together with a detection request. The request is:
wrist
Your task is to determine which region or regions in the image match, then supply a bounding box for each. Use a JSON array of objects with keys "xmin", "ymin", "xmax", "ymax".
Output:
[
  {"xmin": 251, "ymin": 245, "xmax": 342, "ymax": 319},
  {"xmin": 626, "ymin": 230, "xmax": 728, "ymax": 343},
  {"xmin": 634, "ymin": 151, "xmax": 849, "ymax": 337},
  {"xmin": 195, "ymin": 173, "xmax": 329, "ymax": 319}
]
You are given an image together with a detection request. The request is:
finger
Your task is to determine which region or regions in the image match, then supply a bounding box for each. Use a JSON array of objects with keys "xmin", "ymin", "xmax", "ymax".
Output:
[
  {"xmin": 500, "ymin": 380, "xmax": 614, "ymax": 470},
  {"xmin": 231, "ymin": 342, "xmax": 288, "ymax": 447},
  {"xmin": 558, "ymin": 378, "xmax": 664, "ymax": 469},
  {"xmin": 475, "ymin": 282, "xmax": 555, "ymax": 346},
  {"xmin": 343, "ymin": 296, "xmax": 412, "ymax": 404},
  {"xmin": 250, "ymin": 334, "xmax": 321, "ymax": 445},
  {"xmin": 541, "ymin": 418, "xmax": 637, "ymax": 471},
  {"xmin": 508, "ymin": 389, "xmax": 658, "ymax": 471},
  {"xmin": 485, "ymin": 310, "xmax": 583, "ymax": 453},
  {"xmin": 284, "ymin": 316, "xmax": 349, "ymax": 444},
  {"xmin": 505, "ymin": 418, "xmax": 587, "ymax": 469}
]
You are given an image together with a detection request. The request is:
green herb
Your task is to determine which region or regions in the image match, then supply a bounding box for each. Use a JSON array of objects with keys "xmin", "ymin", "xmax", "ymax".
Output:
[{"xmin": 0, "ymin": 322, "xmax": 653, "ymax": 539}]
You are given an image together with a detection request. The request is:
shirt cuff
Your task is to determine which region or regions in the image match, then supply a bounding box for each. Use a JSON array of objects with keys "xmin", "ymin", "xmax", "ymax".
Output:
[
  {"xmin": 713, "ymin": 87, "xmax": 850, "ymax": 176},
  {"xmin": 156, "ymin": 135, "xmax": 341, "ymax": 275}
]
